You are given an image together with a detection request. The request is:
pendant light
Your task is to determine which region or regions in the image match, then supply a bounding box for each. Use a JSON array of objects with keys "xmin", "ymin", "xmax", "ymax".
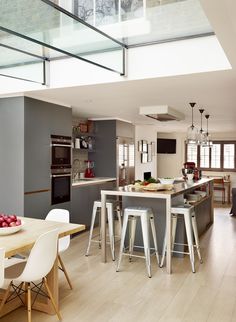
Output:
[
  {"xmin": 186, "ymin": 102, "xmax": 198, "ymax": 144},
  {"xmin": 202, "ymin": 114, "xmax": 213, "ymax": 147},
  {"xmin": 198, "ymin": 108, "xmax": 207, "ymax": 145}
]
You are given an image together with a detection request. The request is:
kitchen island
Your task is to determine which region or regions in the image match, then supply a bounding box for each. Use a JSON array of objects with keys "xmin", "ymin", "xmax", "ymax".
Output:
[{"xmin": 101, "ymin": 178, "xmax": 214, "ymax": 274}]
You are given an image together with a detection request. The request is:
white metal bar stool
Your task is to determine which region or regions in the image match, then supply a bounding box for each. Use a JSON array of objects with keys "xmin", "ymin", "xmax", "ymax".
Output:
[
  {"xmin": 160, "ymin": 204, "xmax": 203, "ymax": 273},
  {"xmin": 116, "ymin": 207, "xmax": 159, "ymax": 278},
  {"xmin": 86, "ymin": 200, "xmax": 122, "ymax": 260}
]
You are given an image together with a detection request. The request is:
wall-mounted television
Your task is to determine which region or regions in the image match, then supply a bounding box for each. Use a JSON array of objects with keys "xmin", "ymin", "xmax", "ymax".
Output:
[{"xmin": 157, "ymin": 138, "xmax": 176, "ymax": 154}]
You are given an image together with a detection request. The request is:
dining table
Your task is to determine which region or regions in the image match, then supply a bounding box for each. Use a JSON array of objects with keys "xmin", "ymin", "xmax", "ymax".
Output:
[{"xmin": 0, "ymin": 216, "xmax": 85, "ymax": 318}]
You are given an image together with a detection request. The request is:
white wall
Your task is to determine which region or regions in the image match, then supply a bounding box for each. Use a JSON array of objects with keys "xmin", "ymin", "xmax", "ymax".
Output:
[
  {"xmin": 157, "ymin": 132, "xmax": 185, "ymax": 178},
  {"xmin": 135, "ymin": 125, "xmax": 157, "ymax": 181}
]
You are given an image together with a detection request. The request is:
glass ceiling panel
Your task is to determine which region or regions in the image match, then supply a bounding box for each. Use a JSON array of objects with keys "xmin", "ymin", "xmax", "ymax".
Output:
[
  {"xmin": 0, "ymin": 0, "xmax": 125, "ymax": 74},
  {"xmin": 68, "ymin": 0, "xmax": 213, "ymax": 47},
  {"xmin": 0, "ymin": 45, "xmax": 45, "ymax": 83}
]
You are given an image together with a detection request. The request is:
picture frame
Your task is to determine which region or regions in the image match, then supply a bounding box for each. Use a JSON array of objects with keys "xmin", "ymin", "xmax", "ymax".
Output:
[
  {"xmin": 148, "ymin": 144, "xmax": 152, "ymax": 162},
  {"xmin": 142, "ymin": 140, "xmax": 148, "ymax": 153},
  {"xmin": 141, "ymin": 152, "xmax": 148, "ymax": 163}
]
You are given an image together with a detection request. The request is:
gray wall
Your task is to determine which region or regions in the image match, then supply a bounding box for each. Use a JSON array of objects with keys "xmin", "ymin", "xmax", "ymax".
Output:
[{"xmin": 0, "ymin": 97, "xmax": 24, "ymax": 214}]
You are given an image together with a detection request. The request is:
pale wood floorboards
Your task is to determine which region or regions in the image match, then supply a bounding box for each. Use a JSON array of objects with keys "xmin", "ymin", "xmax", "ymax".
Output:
[{"xmin": 1, "ymin": 206, "xmax": 236, "ymax": 322}]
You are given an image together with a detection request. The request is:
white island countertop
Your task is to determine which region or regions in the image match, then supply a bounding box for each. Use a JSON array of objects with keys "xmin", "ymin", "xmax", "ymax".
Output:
[{"xmin": 72, "ymin": 177, "xmax": 116, "ymax": 187}]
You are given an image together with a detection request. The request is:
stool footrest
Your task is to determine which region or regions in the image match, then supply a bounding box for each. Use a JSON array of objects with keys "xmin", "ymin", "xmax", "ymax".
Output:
[{"xmin": 172, "ymin": 250, "xmax": 190, "ymax": 255}]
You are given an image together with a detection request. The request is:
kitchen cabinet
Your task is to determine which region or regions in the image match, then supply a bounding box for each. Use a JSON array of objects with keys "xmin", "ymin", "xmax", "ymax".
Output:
[{"xmin": 0, "ymin": 96, "xmax": 72, "ymax": 217}]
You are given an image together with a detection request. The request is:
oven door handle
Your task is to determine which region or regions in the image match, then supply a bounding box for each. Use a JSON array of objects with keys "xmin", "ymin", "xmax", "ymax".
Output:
[
  {"xmin": 51, "ymin": 174, "xmax": 72, "ymax": 178},
  {"xmin": 51, "ymin": 144, "xmax": 72, "ymax": 147}
]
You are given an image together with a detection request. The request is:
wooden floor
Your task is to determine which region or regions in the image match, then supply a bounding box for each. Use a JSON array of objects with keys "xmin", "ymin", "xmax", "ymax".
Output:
[{"xmin": 2, "ymin": 206, "xmax": 236, "ymax": 322}]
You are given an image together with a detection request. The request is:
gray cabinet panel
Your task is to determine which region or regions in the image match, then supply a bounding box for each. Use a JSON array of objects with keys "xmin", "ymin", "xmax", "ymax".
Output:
[
  {"xmin": 71, "ymin": 181, "xmax": 116, "ymax": 227},
  {"xmin": 24, "ymin": 192, "xmax": 51, "ymax": 219},
  {"xmin": 24, "ymin": 192, "xmax": 71, "ymax": 220},
  {"xmin": 92, "ymin": 120, "xmax": 117, "ymax": 177}
]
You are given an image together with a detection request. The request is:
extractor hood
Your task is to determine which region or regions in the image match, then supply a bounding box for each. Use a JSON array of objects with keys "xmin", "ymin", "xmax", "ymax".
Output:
[{"xmin": 139, "ymin": 105, "xmax": 184, "ymax": 122}]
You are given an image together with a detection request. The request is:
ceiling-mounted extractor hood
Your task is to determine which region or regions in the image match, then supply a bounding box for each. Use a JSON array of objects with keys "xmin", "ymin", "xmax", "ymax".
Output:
[{"xmin": 139, "ymin": 105, "xmax": 184, "ymax": 122}]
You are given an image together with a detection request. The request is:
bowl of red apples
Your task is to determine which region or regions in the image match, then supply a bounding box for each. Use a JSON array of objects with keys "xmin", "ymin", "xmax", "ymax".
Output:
[{"xmin": 0, "ymin": 214, "xmax": 24, "ymax": 235}]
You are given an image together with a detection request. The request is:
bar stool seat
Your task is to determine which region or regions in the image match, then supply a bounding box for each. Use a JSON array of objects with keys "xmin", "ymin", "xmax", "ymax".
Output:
[
  {"xmin": 116, "ymin": 206, "xmax": 159, "ymax": 278},
  {"xmin": 85, "ymin": 199, "xmax": 122, "ymax": 260},
  {"xmin": 160, "ymin": 204, "xmax": 203, "ymax": 273}
]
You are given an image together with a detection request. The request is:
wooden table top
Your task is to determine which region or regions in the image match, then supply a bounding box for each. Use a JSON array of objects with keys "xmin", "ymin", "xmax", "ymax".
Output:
[{"xmin": 0, "ymin": 217, "xmax": 85, "ymax": 258}]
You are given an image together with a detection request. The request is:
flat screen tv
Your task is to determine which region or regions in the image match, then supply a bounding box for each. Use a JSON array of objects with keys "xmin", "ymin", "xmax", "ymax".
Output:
[{"xmin": 157, "ymin": 138, "xmax": 176, "ymax": 154}]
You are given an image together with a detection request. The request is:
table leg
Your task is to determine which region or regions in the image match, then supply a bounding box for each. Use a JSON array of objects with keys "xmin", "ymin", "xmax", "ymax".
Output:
[
  {"xmin": 166, "ymin": 196, "xmax": 172, "ymax": 274},
  {"xmin": 228, "ymin": 182, "xmax": 231, "ymax": 204},
  {"xmin": 33, "ymin": 257, "xmax": 58, "ymax": 315},
  {"xmin": 101, "ymin": 192, "xmax": 107, "ymax": 263}
]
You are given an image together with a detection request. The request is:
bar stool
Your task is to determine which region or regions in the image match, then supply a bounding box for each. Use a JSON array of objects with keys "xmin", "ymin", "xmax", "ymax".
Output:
[
  {"xmin": 116, "ymin": 207, "xmax": 159, "ymax": 278},
  {"xmin": 160, "ymin": 204, "xmax": 203, "ymax": 273},
  {"xmin": 85, "ymin": 200, "xmax": 122, "ymax": 260}
]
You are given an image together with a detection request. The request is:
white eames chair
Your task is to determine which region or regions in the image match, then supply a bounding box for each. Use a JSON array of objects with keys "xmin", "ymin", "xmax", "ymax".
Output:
[
  {"xmin": 0, "ymin": 248, "xmax": 5, "ymax": 287},
  {"xmin": 46, "ymin": 209, "xmax": 72, "ymax": 289},
  {"xmin": 0, "ymin": 229, "xmax": 61, "ymax": 322}
]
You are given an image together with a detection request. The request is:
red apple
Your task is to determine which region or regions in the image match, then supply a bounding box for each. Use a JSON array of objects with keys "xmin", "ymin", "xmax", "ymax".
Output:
[
  {"xmin": 9, "ymin": 222, "xmax": 16, "ymax": 227},
  {"xmin": 15, "ymin": 219, "xmax": 21, "ymax": 226},
  {"xmin": 6, "ymin": 218, "xmax": 13, "ymax": 224},
  {"xmin": 2, "ymin": 222, "xmax": 8, "ymax": 227},
  {"xmin": 9, "ymin": 215, "xmax": 17, "ymax": 222}
]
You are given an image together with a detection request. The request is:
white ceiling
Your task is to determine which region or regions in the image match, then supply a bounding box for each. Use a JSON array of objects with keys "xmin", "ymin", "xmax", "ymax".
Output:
[{"xmin": 26, "ymin": 0, "xmax": 236, "ymax": 134}]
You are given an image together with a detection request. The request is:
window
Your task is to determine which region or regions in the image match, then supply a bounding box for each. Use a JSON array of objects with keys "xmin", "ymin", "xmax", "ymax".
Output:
[
  {"xmin": 211, "ymin": 144, "xmax": 221, "ymax": 168},
  {"xmin": 186, "ymin": 141, "xmax": 236, "ymax": 171},
  {"xmin": 200, "ymin": 146, "xmax": 209, "ymax": 168},
  {"xmin": 187, "ymin": 144, "xmax": 197, "ymax": 164},
  {"xmin": 224, "ymin": 144, "xmax": 235, "ymax": 169}
]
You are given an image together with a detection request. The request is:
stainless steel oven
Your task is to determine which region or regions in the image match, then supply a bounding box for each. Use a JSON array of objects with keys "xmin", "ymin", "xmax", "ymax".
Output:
[
  {"xmin": 51, "ymin": 135, "xmax": 72, "ymax": 167},
  {"xmin": 51, "ymin": 166, "xmax": 71, "ymax": 205}
]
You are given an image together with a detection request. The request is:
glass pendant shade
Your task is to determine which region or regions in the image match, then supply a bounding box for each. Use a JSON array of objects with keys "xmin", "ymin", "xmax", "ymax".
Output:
[
  {"xmin": 187, "ymin": 125, "xmax": 199, "ymax": 144},
  {"xmin": 202, "ymin": 114, "xmax": 213, "ymax": 148},
  {"xmin": 186, "ymin": 102, "xmax": 198, "ymax": 144},
  {"xmin": 199, "ymin": 130, "xmax": 207, "ymax": 145},
  {"xmin": 198, "ymin": 108, "xmax": 207, "ymax": 145}
]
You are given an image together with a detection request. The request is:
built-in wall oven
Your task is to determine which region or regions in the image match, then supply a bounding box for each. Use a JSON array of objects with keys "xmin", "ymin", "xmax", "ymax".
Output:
[
  {"xmin": 51, "ymin": 135, "xmax": 72, "ymax": 205},
  {"xmin": 51, "ymin": 135, "xmax": 72, "ymax": 167}
]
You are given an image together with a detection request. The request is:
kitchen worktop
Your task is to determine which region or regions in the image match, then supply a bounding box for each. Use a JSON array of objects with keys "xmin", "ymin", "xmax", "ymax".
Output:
[{"xmin": 72, "ymin": 177, "xmax": 116, "ymax": 187}]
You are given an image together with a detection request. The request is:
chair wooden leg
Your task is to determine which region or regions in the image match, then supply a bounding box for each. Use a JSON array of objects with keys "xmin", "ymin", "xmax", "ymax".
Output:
[
  {"xmin": 43, "ymin": 277, "xmax": 62, "ymax": 321},
  {"xmin": 0, "ymin": 281, "xmax": 12, "ymax": 312},
  {"xmin": 58, "ymin": 254, "xmax": 73, "ymax": 290},
  {"xmin": 27, "ymin": 283, "xmax": 32, "ymax": 322}
]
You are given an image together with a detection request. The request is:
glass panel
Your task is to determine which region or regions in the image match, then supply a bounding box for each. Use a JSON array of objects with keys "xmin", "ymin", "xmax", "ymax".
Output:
[
  {"xmin": 187, "ymin": 144, "xmax": 197, "ymax": 165},
  {"xmin": 69, "ymin": 0, "xmax": 213, "ymax": 47},
  {"xmin": 0, "ymin": 45, "xmax": 45, "ymax": 83},
  {"xmin": 119, "ymin": 144, "xmax": 124, "ymax": 166},
  {"xmin": 223, "ymin": 144, "xmax": 235, "ymax": 169},
  {"xmin": 124, "ymin": 144, "xmax": 128, "ymax": 166},
  {"xmin": 211, "ymin": 144, "xmax": 221, "ymax": 168},
  {"xmin": 200, "ymin": 146, "xmax": 209, "ymax": 168},
  {"xmin": 0, "ymin": 0, "xmax": 124, "ymax": 74},
  {"xmin": 129, "ymin": 144, "xmax": 135, "ymax": 167}
]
